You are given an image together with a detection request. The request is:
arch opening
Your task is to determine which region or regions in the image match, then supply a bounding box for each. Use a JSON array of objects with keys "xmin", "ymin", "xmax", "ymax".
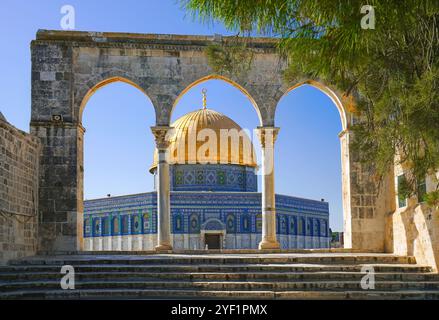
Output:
[
  {"xmin": 78, "ymin": 76, "xmax": 156, "ymax": 125},
  {"xmin": 274, "ymin": 83, "xmax": 345, "ymax": 248},
  {"xmin": 81, "ymin": 80, "xmax": 157, "ymax": 251},
  {"xmin": 171, "ymin": 74, "xmax": 263, "ymax": 126},
  {"xmin": 278, "ymin": 80, "xmax": 348, "ymax": 131},
  {"xmin": 169, "ymin": 77, "xmax": 263, "ymax": 178},
  {"xmin": 81, "ymin": 81, "xmax": 157, "ymax": 199}
]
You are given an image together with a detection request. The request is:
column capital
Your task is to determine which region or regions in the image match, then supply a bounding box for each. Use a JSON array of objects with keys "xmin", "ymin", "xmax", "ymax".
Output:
[
  {"xmin": 151, "ymin": 126, "xmax": 173, "ymax": 150},
  {"xmin": 256, "ymin": 126, "xmax": 280, "ymax": 148}
]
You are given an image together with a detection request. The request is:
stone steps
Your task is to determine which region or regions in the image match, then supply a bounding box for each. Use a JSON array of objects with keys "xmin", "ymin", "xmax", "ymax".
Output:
[
  {"xmin": 8, "ymin": 254, "xmax": 415, "ymax": 266},
  {"xmin": 1, "ymin": 271, "xmax": 438, "ymax": 282},
  {"xmin": 1, "ymin": 253, "xmax": 438, "ymax": 300},
  {"xmin": 0, "ymin": 264, "xmax": 431, "ymax": 273},
  {"xmin": 2, "ymin": 289, "xmax": 439, "ymax": 300},
  {"xmin": 2, "ymin": 280, "xmax": 439, "ymax": 292}
]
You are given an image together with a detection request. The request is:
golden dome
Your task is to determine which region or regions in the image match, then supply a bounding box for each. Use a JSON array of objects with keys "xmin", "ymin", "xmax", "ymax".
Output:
[{"xmin": 150, "ymin": 108, "xmax": 257, "ymax": 172}]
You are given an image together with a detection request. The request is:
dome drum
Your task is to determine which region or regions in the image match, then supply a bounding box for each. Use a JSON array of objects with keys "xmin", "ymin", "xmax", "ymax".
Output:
[{"xmin": 150, "ymin": 107, "xmax": 258, "ymax": 192}]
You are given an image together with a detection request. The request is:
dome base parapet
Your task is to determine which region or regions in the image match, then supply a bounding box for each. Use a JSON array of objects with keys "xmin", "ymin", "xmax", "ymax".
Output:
[{"xmin": 152, "ymin": 164, "xmax": 258, "ymax": 192}]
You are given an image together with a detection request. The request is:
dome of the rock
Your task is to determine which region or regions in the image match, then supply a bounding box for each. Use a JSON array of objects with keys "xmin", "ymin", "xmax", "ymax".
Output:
[
  {"xmin": 150, "ymin": 108, "xmax": 257, "ymax": 172},
  {"xmin": 83, "ymin": 90, "xmax": 330, "ymax": 252},
  {"xmin": 150, "ymin": 105, "xmax": 258, "ymax": 192}
]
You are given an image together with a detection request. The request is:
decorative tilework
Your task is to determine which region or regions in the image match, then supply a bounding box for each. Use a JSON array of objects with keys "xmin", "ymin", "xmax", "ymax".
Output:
[
  {"xmin": 202, "ymin": 218, "xmax": 225, "ymax": 231},
  {"xmin": 102, "ymin": 217, "xmax": 110, "ymax": 236},
  {"xmin": 132, "ymin": 214, "xmax": 141, "ymax": 234},
  {"xmin": 112, "ymin": 216, "xmax": 120, "ymax": 235},
  {"xmin": 256, "ymin": 214, "xmax": 262, "ymax": 233},
  {"xmin": 189, "ymin": 213, "xmax": 200, "ymax": 234},
  {"xmin": 184, "ymin": 170, "xmax": 195, "ymax": 185},
  {"xmin": 175, "ymin": 170, "xmax": 183, "ymax": 185},
  {"xmin": 170, "ymin": 164, "xmax": 257, "ymax": 192},
  {"xmin": 121, "ymin": 215, "xmax": 129, "ymax": 235},
  {"xmin": 307, "ymin": 218, "xmax": 313, "ymax": 237},
  {"xmin": 83, "ymin": 190, "xmax": 330, "ymax": 242},
  {"xmin": 93, "ymin": 218, "xmax": 101, "ymax": 237},
  {"xmin": 226, "ymin": 214, "xmax": 236, "ymax": 233},
  {"xmin": 173, "ymin": 214, "xmax": 183, "ymax": 233},
  {"xmin": 206, "ymin": 170, "xmax": 216, "ymax": 185},
  {"xmin": 241, "ymin": 214, "xmax": 251, "ymax": 232},
  {"xmin": 84, "ymin": 218, "xmax": 91, "ymax": 237},
  {"xmin": 217, "ymin": 170, "xmax": 225, "ymax": 185},
  {"xmin": 196, "ymin": 170, "xmax": 205, "ymax": 184},
  {"xmin": 299, "ymin": 218, "xmax": 306, "ymax": 236},
  {"xmin": 289, "ymin": 216, "xmax": 297, "ymax": 236},
  {"xmin": 280, "ymin": 215, "xmax": 287, "ymax": 234},
  {"xmin": 314, "ymin": 219, "xmax": 320, "ymax": 237}
]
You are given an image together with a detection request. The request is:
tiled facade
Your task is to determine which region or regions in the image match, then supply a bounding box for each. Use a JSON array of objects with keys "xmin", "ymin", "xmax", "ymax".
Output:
[
  {"xmin": 84, "ymin": 191, "xmax": 330, "ymax": 250},
  {"xmin": 162, "ymin": 164, "xmax": 258, "ymax": 192}
]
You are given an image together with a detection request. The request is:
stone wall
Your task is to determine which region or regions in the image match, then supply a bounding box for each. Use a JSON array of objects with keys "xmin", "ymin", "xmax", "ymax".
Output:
[
  {"xmin": 0, "ymin": 114, "xmax": 41, "ymax": 264},
  {"xmin": 341, "ymin": 130, "xmax": 395, "ymax": 252},
  {"xmin": 391, "ymin": 166, "xmax": 439, "ymax": 271}
]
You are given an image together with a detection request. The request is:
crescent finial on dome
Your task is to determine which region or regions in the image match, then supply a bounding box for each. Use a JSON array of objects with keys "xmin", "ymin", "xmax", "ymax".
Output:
[{"xmin": 202, "ymin": 88, "xmax": 207, "ymax": 110}]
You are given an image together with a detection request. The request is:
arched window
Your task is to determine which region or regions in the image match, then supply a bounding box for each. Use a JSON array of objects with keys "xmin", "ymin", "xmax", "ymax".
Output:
[
  {"xmin": 241, "ymin": 215, "xmax": 250, "ymax": 232},
  {"xmin": 84, "ymin": 217, "xmax": 91, "ymax": 236},
  {"xmin": 314, "ymin": 219, "xmax": 321, "ymax": 237},
  {"xmin": 102, "ymin": 217, "xmax": 110, "ymax": 236},
  {"xmin": 122, "ymin": 215, "xmax": 129, "ymax": 235},
  {"xmin": 289, "ymin": 216, "xmax": 297, "ymax": 235},
  {"xmin": 93, "ymin": 218, "xmax": 101, "ymax": 236},
  {"xmin": 132, "ymin": 215, "xmax": 141, "ymax": 234},
  {"xmin": 307, "ymin": 218, "xmax": 313, "ymax": 236},
  {"xmin": 226, "ymin": 214, "xmax": 235, "ymax": 233},
  {"xmin": 112, "ymin": 216, "xmax": 120, "ymax": 235},
  {"xmin": 322, "ymin": 220, "xmax": 327, "ymax": 237},
  {"xmin": 280, "ymin": 215, "xmax": 287, "ymax": 234},
  {"xmin": 298, "ymin": 217, "xmax": 306, "ymax": 236},
  {"xmin": 174, "ymin": 214, "xmax": 183, "ymax": 232},
  {"xmin": 256, "ymin": 214, "xmax": 262, "ymax": 233},
  {"xmin": 189, "ymin": 214, "xmax": 200, "ymax": 233},
  {"xmin": 143, "ymin": 212, "xmax": 150, "ymax": 232}
]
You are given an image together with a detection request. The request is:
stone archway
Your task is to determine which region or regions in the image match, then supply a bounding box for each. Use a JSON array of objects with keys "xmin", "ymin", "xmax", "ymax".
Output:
[
  {"xmin": 273, "ymin": 80, "xmax": 393, "ymax": 252},
  {"xmin": 171, "ymin": 74, "xmax": 264, "ymax": 126},
  {"xmin": 30, "ymin": 30, "xmax": 389, "ymax": 253}
]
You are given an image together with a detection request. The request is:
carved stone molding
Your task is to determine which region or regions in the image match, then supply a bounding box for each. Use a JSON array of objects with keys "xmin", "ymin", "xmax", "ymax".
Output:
[
  {"xmin": 256, "ymin": 127, "xmax": 280, "ymax": 148},
  {"xmin": 151, "ymin": 126, "xmax": 172, "ymax": 150}
]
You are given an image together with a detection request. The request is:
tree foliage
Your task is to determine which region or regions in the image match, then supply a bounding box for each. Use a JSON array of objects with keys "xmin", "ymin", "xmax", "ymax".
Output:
[
  {"xmin": 205, "ymin": 38, "xmax": 254, "ymax": 77},
  {"xmin": 181, "ymin": 0, "xmax": 439, "ymax": 198}
]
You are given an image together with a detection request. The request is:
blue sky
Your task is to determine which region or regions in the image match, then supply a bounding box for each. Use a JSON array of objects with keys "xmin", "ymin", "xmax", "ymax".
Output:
[{"xmin": 0, "ymin": 1, "xmax": 343, "ymax": 231}]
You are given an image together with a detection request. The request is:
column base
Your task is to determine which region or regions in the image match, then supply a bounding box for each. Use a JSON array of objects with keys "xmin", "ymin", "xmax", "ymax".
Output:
[
  {"xmin": 155, "ymin": 243, "xmax": 173, "ymax": 252},
  {"xmin": 258, "ymin": 239, "xmax": 280, "ymax": 250}
]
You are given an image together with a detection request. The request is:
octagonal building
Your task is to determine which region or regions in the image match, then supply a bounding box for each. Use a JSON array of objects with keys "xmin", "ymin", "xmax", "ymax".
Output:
[{"xmin": 84, "ymin": 96, "xmax": 330, "ymax": 250}]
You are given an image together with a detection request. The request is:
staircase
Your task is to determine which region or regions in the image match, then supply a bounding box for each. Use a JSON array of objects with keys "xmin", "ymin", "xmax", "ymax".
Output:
[{"xmin": 1, "ymin": 252, "xmax": 438, "ymax": 299}]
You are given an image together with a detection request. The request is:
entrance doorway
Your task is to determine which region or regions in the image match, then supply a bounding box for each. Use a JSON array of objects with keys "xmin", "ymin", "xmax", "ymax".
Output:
[{"xmin": 205, "ymin": 234, "xmax": 221, "ymax": 249}]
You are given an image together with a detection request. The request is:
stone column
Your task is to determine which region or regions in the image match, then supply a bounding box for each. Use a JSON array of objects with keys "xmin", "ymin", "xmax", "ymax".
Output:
[
  {"xmin": 256, "ymin": 127, "xmax": 280, "ymax": 250},
  {"xmin": 151, "ymin": 126, "xmax": 173, "ymax": 251}
]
